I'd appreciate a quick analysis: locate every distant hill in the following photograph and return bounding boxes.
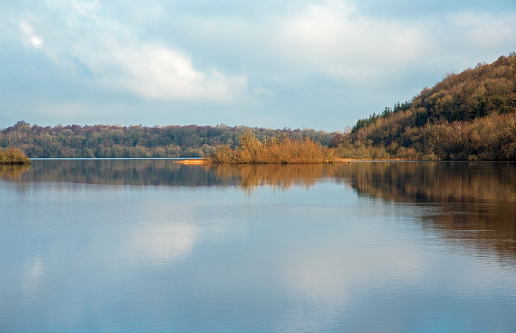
[331,53,516,160]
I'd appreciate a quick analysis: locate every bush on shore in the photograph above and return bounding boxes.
[0,148,32,164]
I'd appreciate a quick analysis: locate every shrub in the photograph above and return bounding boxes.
[0,148,32,164]
[210,132,336,164]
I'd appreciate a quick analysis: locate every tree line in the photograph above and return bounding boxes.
[330,53,516,160]
[0,121,335,158]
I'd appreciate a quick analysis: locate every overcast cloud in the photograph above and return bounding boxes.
[1,0,515,131]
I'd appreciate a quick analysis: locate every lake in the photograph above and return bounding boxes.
[1,160,516,332]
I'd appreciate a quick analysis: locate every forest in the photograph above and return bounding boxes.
[330,53,516,160]
[0,122,334,158]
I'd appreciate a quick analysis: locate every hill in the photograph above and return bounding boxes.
[331,53,516,160]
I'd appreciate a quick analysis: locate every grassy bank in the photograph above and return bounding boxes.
[210,132,336,164]
[0,148,32,165]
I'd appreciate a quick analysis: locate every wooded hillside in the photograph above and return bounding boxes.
[331,53,516,160]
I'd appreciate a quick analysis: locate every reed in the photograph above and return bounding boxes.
[210,132,336,164]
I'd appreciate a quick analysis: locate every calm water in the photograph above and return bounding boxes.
[1,160,516,332]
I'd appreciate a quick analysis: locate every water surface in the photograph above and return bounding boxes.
[1,160,515,332]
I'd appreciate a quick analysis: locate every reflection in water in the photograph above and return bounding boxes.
[0,164,31,180]
[332,162,516,263]
[3,160,514,263]
[2,160,516,332]
[1,159,237,187]
[334,162,516,203]
[213,164,332,191]
[1,159,337,189]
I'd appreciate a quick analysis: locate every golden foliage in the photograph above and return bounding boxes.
[210,131,336,164]
[333,53,516,161]
[0,148,31,164]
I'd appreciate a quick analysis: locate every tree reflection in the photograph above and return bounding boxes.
[3,159,515,262]
[211,164,332,191]
[1,159,238,187]
[0,164,31,180]
[1,160,335,189]
[333,162,516,262]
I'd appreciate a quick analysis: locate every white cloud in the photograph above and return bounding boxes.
[19,21,44,48]
[107,42,246,101]
[16,0,515,97]
[23,0,246,101]
[272,0,427,82]
[446,12,516,52]
[176,0,431,84]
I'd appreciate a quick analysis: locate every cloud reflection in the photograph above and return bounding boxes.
[131,225,196,265]
[22,254,45,301]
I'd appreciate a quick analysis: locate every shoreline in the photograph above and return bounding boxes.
[188,157,423,164]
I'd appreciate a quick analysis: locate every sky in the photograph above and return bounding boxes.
[1,0,516,131]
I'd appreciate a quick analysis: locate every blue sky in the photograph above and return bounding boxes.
[1,0,515,131]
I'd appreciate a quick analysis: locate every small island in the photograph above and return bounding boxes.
[209,131,336,164]
[0,148,32,165]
